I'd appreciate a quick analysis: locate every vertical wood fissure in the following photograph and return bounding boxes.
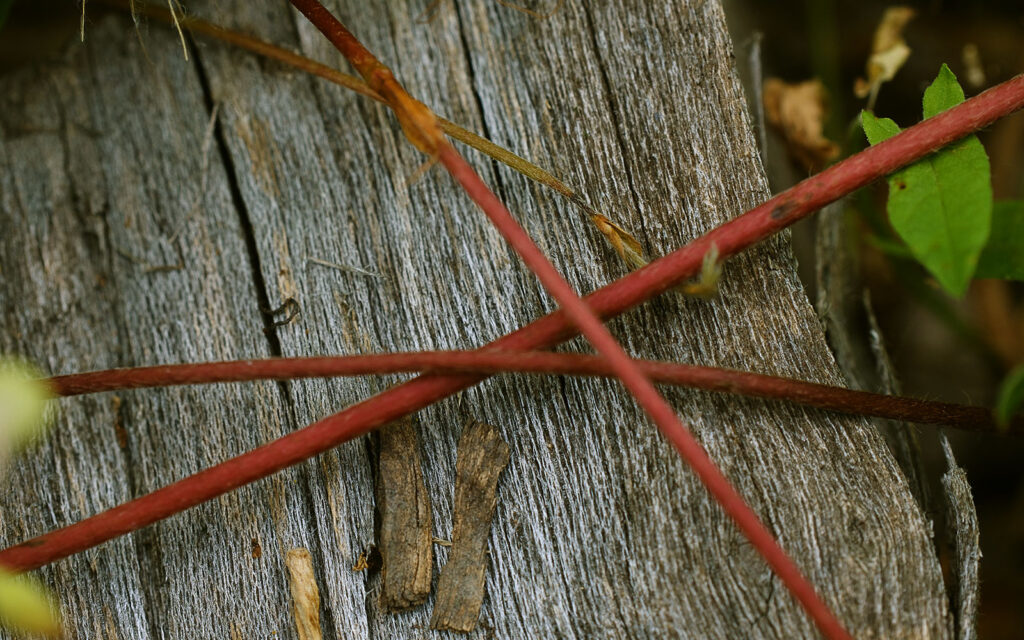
[190,45,287,360]
[189,35,352,639]
[451,2,512,209]
[577,3,652,244]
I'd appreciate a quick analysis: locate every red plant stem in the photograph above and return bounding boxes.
[3,37,1022,636]
[289,2,849,637]
[99,0,581,201]
[47,351,1015,434]
[437,155,852,639]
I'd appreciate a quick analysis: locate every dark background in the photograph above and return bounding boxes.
[723,1,1024,637]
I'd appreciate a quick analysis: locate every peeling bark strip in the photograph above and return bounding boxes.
[376,418,433,610]
[431,421,510,633]
[284,548,322,640]
[940,436,981,640]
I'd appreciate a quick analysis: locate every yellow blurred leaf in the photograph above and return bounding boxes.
[854,6,916,106]
[763,78,840,172]
[0,568,62,637]
[590,214,648,270]
[0,358,54,455]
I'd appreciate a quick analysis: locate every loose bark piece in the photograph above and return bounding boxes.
[376,419,433,610]
[939,435,981,640]
[284,548,323,640]
[815,209,931,511]
[863,292,932,513]
[430,421,509,633]
[815,204,879,393]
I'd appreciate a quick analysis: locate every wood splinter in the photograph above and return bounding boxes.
[377,418,433,610]
[284,548,323,640]
[430,421,510,633]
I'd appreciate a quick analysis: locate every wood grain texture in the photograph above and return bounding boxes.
[0,1,954,637]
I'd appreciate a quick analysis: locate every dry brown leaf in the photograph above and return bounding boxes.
[854,7,916,106]
[351,549,370,572]
[962,44,986,89]
[590,214,648,269]
[763,78,840,172]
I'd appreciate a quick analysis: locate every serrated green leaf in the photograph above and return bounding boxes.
[976,200,1024,280]
[923,64,966,118]
[996,364,1024,429]
[0,568,62,636]
[861,111,901,145]
[859,65,992,297]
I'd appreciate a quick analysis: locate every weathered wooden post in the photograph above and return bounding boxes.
[0,1,956,637]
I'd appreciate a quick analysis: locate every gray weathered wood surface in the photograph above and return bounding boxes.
[1,1,955,637]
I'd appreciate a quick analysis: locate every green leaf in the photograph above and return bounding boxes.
[0,568,61,636]
[859,65,992,297]
[860,111,901,145]
[922,64,967,118]
[976,200,1024,280]
[996,364,1024,429]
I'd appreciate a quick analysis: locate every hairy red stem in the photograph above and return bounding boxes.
[47,351,1014,434]
[4,30,1022,637]
[436,156,852,639]
[290,2,849,636]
